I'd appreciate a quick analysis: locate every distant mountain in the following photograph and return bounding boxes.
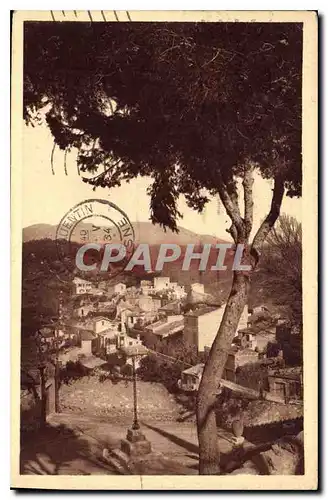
[23,221,228,246]
[132,222,227,245]
[23,224,57,242]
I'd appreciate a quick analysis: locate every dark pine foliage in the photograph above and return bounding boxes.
[24,22,302,232]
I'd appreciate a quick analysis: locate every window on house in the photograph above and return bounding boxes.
[289,381,299,398]
[274,381,286,398]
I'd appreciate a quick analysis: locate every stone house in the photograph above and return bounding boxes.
[85,316,113,334]
[119,341,148,369]
[98,280,109,291]
[184,305,248,353]
[138,295,161,313]
[233,330,257,350]
[169,282,186,299]
[72,277,92,295]
[87,317,120,353]
[178,363,205,392]
[236,322,277,353]
[120,306,146,330]
[223,346,259,382]
[96,326,120,353]
[114,282,127,295]
[67,316,120,355]
[153,276,171,291]
[140,280,153,295]
[38,327,67,350]
[158,300,182,317]
[116,297,137,315]
[119,299,160,330]
[104,332,147,369]
[117,331,143,350]
[267,366,303,403]
[143,315,184,348]
[80,330,96,355]
[74,303,95,318]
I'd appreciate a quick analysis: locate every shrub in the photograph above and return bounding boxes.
[120,364,133,378]
[60,360,88,384]
[137,354,181,392]
[266,341,282,358]
[236,362,269,391]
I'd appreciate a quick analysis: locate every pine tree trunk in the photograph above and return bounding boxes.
[196,271,249,474]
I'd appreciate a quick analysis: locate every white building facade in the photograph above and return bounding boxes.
[184,305,249,353]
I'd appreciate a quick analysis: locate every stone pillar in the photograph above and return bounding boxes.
[120,428,152,457]
[46,378,56,414]
[39,365,47,428]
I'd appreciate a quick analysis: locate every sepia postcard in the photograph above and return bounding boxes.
[11,10,318,490]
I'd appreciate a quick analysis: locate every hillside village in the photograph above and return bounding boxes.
[27,272,303,410]
[20,269,304,475]
[15,15,312,482]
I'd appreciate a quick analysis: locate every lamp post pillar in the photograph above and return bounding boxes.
[132,356,140,430]
[103,345,152,466]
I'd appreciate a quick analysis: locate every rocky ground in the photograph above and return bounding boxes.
[20,411,304,476]
[20,375,304,476]
[59,377,183,423]
[20,412,204,475]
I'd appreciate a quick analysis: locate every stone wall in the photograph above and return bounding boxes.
[20,389,41,432]
[228,431,304,475]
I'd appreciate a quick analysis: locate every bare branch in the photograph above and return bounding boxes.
[50,143,56,175]
[243,164,254,238]
[251,176,285,262]
[226,224,238,244]
[82,158,121,183]
[202,48,221,67]
[217,171,244,240]
[64,149,68,176]
[159,45,183,60]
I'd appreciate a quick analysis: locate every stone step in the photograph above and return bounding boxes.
[102,448,129,475]
[111,448,132,472]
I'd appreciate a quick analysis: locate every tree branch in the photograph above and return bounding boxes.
[251,176,285,263]
[50,143,56,175]
[217,171,244,239]
[243,164,254,238]
[202,48,221,67]
[226,224,238,244]
[82,158,121,183]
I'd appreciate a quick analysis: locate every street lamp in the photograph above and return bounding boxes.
[131,355,140,431]
[119,344,148,431]
[118,343,152,459]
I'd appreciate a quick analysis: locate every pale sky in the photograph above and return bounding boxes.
[22,122,302,240]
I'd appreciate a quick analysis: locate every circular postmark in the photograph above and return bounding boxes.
[56,199,135,278]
